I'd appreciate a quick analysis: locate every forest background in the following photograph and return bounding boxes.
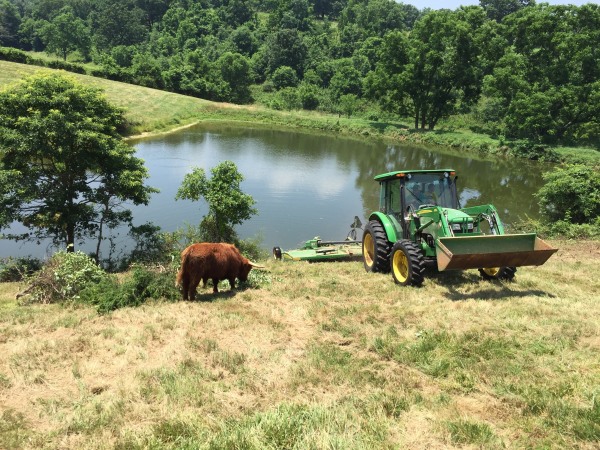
[0,0,599,151]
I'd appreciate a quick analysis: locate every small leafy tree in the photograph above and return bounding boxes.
[40,6,91,61]
[338,93,360,118]
[0,72,157,254]
[271,65,298,90]
[175,161,257,242]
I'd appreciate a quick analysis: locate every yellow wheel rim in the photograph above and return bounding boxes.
[363,233,374,268]
[482,267,500,277]
[393,250,409,284]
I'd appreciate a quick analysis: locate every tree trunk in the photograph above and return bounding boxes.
[95,205,107,263]
[66,224,75,252]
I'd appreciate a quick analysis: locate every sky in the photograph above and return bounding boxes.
[402,1,596,9]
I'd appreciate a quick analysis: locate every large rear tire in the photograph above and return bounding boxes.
[362,220,391,273]
[479,266,516,281]
[391,240,424,286]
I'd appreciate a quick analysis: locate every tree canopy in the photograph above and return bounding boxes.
[0,72,157,253]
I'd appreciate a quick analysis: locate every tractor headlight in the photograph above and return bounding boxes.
[468,222,474,230]
[452,224,462,231]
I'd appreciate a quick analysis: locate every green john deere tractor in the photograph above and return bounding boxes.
[362,169,557,286]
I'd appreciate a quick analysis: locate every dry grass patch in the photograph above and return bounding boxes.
[1,240,599,448]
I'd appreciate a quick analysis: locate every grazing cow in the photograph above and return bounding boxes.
[176,242,257,299]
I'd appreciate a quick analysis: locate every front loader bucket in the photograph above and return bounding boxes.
[436,234,557,271]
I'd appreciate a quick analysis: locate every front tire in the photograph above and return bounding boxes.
[479,266,516,281]
[391,240,424,286]
[362,220,391,273]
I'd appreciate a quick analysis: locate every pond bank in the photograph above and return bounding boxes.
[1,60,596,165]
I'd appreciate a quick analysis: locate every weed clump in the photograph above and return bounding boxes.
[79,265,180,314]
[18,251,108,304]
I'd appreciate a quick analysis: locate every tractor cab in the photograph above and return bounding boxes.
[376,169,463,240]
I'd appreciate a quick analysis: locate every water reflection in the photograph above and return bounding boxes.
[1,123,549,258]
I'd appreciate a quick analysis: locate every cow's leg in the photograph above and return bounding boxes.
[189,274,201,300]
[182,279,189,301]
[212,278,219,293]
[202,277,208,288]
[180,273,190,300]
[190,284,197,300]
[229,277,236,290]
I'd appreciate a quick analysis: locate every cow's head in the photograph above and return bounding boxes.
[239,260,253,282]
[239,259,265,282]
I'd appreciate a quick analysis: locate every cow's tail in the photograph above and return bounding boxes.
[176,248,190,287]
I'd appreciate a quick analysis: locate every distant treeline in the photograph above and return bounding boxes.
[0,0,599,145]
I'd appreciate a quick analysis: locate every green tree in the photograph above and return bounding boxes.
[41,6,91,60]
[228,25,258,56]
[338,93,359,117]
[369,8,485,130]
[175,161,257,242]
[329,59,362,99]
[298,82,320,109]
[269,0,313,31]
[263,29,308,78]
[494,4,600,142]
[0,72,157,253]
[479,0,535,22]
[0,0,21,48]
[91,0,148,50]
[216,52,252,104]
[271,65,299,90]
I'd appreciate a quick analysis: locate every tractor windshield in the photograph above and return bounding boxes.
[405,173,458,210]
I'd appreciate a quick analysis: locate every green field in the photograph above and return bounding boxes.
[1,240,599,449]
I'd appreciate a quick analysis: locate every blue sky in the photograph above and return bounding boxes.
[402,1,596,8]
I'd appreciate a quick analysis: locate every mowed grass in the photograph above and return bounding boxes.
[1,240,599,449]
[0,60,241,136]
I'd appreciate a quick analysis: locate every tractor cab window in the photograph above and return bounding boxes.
[386,179,403,215]
[405,173,457,209]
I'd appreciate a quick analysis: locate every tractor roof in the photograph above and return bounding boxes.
[374,169,456,182]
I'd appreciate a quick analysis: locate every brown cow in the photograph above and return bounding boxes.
[176,242,256,299]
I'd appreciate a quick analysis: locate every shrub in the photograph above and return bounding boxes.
[536,165,600,224]
[46,60,86,74]
[270,66,298,90]
[298,83,320,110]
[80,265,180,314]
[510,217,600,239]
[0,47,32,64]
[273,87,301,110]
[20,251,108,304]
[509,140,560,162]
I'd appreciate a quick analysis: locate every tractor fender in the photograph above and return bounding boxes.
[368,212,399,243]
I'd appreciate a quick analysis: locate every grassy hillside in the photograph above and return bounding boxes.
[2,60,598,165]
[1,240,599,449]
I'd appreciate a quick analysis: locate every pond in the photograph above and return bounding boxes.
[1,123,547,259]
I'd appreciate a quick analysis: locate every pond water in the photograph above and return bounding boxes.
[1,123,546,259]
